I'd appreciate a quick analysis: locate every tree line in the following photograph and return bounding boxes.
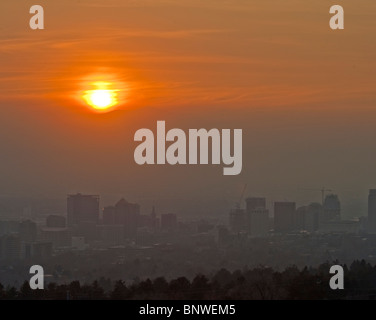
[1,260,376,300]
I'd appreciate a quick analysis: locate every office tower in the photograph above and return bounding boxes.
[246,197,266,212]
[323,194,341,222]
[274,202,296,233]
[102,205,116,225]
[229,208,246,233]
[245,197,268,237]
[161,213,177,231]
[249,208,269,237]
[67,193,99,227]
[368,189,376,233]
[305,203,321,232]
[115,198,140,239]
[295,206,306,230]
[0,234,21,261]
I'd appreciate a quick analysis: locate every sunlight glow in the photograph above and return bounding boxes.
[82,80,121,112]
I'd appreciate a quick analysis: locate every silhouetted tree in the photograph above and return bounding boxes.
[4,286,18,300]
[19,281,34,300]
[153,277,169,299]
[111,280,129,300]
[2,260,376,300]
[82,280,106,300]
[190,274,211,299]
[212,268,232,287]
[0,283,5,299]
[169,277,191,299]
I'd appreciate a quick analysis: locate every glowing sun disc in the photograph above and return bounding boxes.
[85,89,117,109]
[82,81,120,111]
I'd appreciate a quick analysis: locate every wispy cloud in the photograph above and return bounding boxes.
[0,28,229,53]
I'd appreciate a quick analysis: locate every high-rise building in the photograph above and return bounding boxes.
[295,206,306,230]
[274,202,296,233]
[67,193,99,227]
[295,204,320,232]
[323,194,341,222]
[102,206,116,225]
[245,197,268,237]
[305,203,321,232]
[0,234,21,261]
[229,208,246,233]
[114,198,140,238]
[368,189,376,233]
[249,208,269,237]
[246,197,266,212]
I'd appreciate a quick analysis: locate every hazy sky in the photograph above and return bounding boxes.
[0,0,375,217]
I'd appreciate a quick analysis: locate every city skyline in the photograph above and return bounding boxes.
[1,188,375,287]
[0,185,374,220]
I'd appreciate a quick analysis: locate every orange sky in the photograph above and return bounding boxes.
[2,0,375,108]
[0,1,375,217]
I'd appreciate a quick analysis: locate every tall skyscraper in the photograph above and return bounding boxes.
[102,205,116,225]
[114,198,140,238]
[274,202,296,233]
[368,189,376,233]
[0,235,20,261]
[249,208,269,237]
[323,194,341,222]
[229,208,246,233]
[67,193,99,227]
[245,197,268,237]
[305,203,321,232]
[295,206,306,230]
[245,197,266,212]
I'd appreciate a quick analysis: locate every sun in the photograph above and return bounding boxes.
[86,89,116,109]
[82,81,120,112]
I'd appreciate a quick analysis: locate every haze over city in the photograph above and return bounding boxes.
[1,1,376,303]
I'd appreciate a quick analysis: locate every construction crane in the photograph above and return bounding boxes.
[235,184,247,209]
[300,187,332,205]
